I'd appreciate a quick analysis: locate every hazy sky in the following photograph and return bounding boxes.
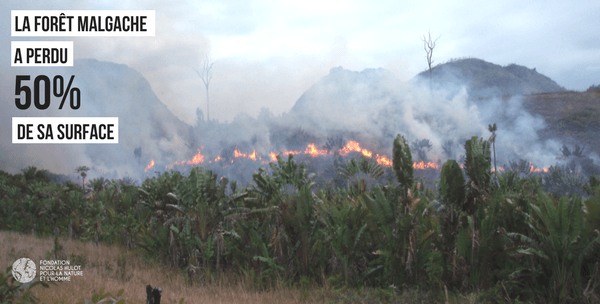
[2,0,599,123]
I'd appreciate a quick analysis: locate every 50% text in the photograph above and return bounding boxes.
[15,75,81,110]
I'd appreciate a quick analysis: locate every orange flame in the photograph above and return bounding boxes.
[152,140,553,174]
[166,149,205,169]
[529,163,549,173]
[339,140,364,156]
[305,143,328,156]
[145,159,155,172]
[234,149,259,161]
[413,161,440,170]
[376,155,392,167]
[188,149,205,165]
[234,149,244,158]
[233,148,246,158]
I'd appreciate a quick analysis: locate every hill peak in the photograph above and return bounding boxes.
[324,66,391,84]
[414,58,566,97]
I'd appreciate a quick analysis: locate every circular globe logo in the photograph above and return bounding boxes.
[12,258,36,283]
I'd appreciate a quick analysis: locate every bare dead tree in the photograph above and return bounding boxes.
[421,31,440,92]
[194,55,214,122]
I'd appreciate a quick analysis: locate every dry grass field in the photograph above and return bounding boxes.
[0,231,337,304]
[522,90,600,153]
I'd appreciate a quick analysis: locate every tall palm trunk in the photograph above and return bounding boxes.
[493,142,496,173]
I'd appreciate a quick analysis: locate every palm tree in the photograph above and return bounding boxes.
[75,166,90,194]
[488,123,497,173]
[393,134,413,204]
[508,195,600,302]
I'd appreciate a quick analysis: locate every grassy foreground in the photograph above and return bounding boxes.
[1,230,448,304]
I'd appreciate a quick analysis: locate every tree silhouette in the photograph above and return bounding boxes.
[411,139,433,162]
[75,166,90,194]
[194,55,214,122]
[421,31,440,92]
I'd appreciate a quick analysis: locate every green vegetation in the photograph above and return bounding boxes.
[1,134,600,303]
[0,265,51,304]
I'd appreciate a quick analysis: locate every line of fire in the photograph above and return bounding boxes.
[144,140,548,174]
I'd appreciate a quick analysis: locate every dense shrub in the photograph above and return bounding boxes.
[1,134,599,303]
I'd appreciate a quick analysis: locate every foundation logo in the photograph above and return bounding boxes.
[39,259,84,281]
[12,258,36,283]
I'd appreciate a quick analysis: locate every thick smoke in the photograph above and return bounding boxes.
[0,61,588,185]
[281,66,563,168]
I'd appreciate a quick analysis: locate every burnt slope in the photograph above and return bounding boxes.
[522,90,600,156]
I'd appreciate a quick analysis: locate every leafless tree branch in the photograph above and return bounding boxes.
[421,31,440,92]
[421,31,441,70]
[194,55,215,121]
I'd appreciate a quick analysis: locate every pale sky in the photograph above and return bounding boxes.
[2,0,599,123]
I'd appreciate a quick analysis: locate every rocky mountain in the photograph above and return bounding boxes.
[291,59,569,122]
[3,57,596,180]
[287,66,403,139]
[287,61,600,167]
[64,59,193,169]
[414,58,566,97]
[0,59,193,178]
[290,66,395,116]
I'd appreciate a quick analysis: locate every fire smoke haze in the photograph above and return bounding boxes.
[1,0,599,178]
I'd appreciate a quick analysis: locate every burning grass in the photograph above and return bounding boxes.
[148,140,526,175]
